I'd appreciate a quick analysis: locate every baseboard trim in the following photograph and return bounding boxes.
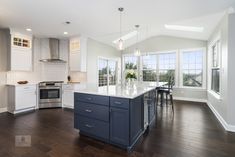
[207,102,235,132]
[174,97,207,103]
[0,107,7,113]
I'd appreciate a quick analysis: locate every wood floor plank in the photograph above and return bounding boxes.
[0,101,235,157]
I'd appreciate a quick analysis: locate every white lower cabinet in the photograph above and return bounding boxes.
[62,84,75,109]
[62,83,85,109]
[62,89,74,108]
[8,84,37,114]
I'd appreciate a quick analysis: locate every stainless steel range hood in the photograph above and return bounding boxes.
[40,38,66,63]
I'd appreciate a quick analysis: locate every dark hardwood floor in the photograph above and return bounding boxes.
[1,101,235,157]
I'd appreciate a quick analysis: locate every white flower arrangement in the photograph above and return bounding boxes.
[125,69,137,80]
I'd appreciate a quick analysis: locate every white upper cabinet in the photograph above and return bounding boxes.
[69,37,87,72]
[10,32,32,71]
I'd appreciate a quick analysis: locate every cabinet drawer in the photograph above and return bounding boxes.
[63,84,74,90]
[16,85,36,92]
[74,101,109,122]
[76,116,109,140]
[110,97,129,109]
[75,93,109,106]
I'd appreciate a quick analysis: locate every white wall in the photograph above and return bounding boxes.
[207,14,229,123]
[124,35,208,101]
[0,29,9,110]
[227,13,235,125]
[207,12,235,130]
[124,35,207,54]
[86,38,121,85]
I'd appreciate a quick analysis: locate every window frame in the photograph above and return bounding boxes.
[179,48,207,89]
[122,54,140,81]
[122,47,207,89]
[139,50,178,86]
[158,52,177,84]
[208,34,221,98]
[97,56,119,87]
[140,53,158,82]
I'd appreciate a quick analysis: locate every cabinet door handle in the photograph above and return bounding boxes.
[86,97,92,101]
[114,101,122,105]
[85,109,92,113]
[85,124,94,128]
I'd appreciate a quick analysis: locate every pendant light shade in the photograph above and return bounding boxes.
[118,7,124,50]
[118,39,123,50]
[135,48,141,56]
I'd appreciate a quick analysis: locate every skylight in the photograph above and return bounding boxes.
[165,24,204,32]
[113,31,138,44]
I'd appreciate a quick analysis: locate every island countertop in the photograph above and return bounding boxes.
[74,82,166,99]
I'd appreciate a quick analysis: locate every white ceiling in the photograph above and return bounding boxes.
[0,0,234,49]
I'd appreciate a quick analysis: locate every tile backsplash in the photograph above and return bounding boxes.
[68,72,87,83]
[6,71,40,84]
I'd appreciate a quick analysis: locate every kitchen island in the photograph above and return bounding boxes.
[74,82,165,151]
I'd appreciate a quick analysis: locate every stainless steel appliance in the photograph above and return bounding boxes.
[39,81,63,108]
[39,38,67,63]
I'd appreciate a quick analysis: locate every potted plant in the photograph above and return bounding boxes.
[125,69,137,85]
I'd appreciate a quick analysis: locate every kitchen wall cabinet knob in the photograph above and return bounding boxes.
[86,97,92,100]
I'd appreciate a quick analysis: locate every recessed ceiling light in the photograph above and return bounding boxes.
[65,21,71,25]
[165,24,204,32]
[113,31,138,44]
[26,28,32,32]
[63,32,68,35]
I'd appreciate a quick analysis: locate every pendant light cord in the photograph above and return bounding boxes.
[135,25,140,53]
[118,8,124,40]
[120,10,122,39]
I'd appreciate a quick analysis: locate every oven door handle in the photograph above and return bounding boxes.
[39,87,61,90]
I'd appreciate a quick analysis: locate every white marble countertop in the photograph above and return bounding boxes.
[74,82,166,99]
[6,83,38,86]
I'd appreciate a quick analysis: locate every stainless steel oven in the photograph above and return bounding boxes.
[39,81,63,108]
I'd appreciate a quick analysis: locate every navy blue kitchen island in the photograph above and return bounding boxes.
[74,83,164,151]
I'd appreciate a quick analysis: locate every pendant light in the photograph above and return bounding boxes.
[118,7,124,50]
[134,25,141,56]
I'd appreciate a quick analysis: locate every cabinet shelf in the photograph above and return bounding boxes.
[13,37,31,48]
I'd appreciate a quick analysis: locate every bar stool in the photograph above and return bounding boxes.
[156,77,174,112]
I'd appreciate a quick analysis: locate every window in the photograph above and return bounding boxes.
[140,52,176,83]
[181,49,204,87]
[98,58,117,87]
[211,41,220,94]
[108,60,117,85]
[124,56,138,70]
[142,54,157,81]
[122,48,206,88]
[123,55,138,80]
[159,53,176,82]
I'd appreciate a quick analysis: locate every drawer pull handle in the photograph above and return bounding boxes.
[86,97,92,101]
[114,101,122,105]
[85,109,92,113]
[85,124,93,128]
